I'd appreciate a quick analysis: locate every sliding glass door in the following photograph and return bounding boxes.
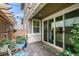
[43,9,79,50]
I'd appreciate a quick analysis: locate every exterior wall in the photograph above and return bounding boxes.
[27,19,42,43]
[24,19,41,43]
[22,3,46,43]
[25,19,32,34]
[28,33,41,43]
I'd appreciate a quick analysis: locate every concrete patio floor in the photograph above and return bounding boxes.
[25,41,59,56]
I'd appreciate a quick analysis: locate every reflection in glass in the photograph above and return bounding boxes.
[56,15,63,48]
[48,19,54,44]
[33,21,40,33]
[44,21,47,42]
[65,26,74,51]
[33,27,39,33]
[64,9,79,52]
[56,27,63,47]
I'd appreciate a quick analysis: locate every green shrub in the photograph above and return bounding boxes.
[58,23,79,56]
[70,23,79,55]
[16,36,28,44]
[58,49,74,56]
[0,38,12,47]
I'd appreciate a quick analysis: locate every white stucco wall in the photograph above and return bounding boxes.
[28,33,41,43]
[26,19,42,43]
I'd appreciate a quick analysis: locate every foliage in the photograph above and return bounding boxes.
[58,48,73,56]
[58,23,79,56]
[0,38,12,47]
[70,23,79,55]
[16,36,28,44]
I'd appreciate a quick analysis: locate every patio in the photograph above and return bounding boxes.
[25,41,58,56]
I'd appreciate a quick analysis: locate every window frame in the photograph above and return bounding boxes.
[32,19,41,33]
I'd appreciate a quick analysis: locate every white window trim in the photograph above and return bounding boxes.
[54,18,56,45]
[62,15,65,49]
[32,19,41,34]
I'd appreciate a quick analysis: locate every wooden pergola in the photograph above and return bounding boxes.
[0,3,15,42]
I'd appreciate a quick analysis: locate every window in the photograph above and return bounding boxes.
[56,27,63,47]
[48,19,54,44]
[55,15,63,48]
[33,20,40,33]
[56,15,63,21]
[65,9,79,19]
[64,9,79,52]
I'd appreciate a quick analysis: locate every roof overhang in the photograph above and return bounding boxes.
[33,3,74,19]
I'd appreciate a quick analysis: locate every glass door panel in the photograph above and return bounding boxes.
[48,19,54,44]
[64,9,79,52]
[56,16,63,48]
[56,27,63,47]
[44,21,48,42]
